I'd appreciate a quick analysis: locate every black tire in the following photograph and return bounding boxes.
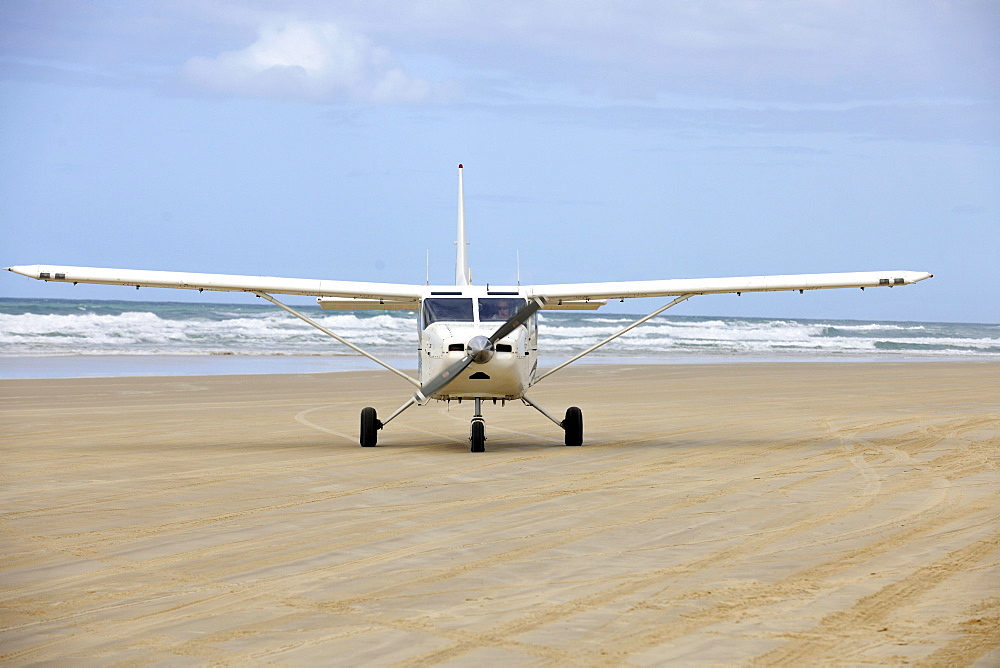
[564,406,583,446]
[360,407,379,447]
[470,420,486,453]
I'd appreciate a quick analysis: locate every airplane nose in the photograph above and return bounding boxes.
[466,335,495,364]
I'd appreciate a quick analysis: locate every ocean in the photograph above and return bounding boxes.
[1,297,997,379]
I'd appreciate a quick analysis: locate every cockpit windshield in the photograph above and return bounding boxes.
[423,298,474,325]
[479,297,525,322]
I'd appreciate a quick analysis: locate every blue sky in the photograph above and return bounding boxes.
[1,1,997,323]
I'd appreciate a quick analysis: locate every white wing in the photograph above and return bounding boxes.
[7,265,933,305]
[5,265,425,303]
[529,270,933,303]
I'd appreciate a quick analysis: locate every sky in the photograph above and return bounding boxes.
[1,1,997,323]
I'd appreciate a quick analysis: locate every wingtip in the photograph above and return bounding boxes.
[6,265,40,278]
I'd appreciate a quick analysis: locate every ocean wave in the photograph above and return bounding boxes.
[818,322,928,332]
[0,309,419,356]
[1,299,996,361]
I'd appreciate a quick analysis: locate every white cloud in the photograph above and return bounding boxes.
[5,1,994,108]
[179,20,435,103]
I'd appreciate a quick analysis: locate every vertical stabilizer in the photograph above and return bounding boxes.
[455,164,470,285]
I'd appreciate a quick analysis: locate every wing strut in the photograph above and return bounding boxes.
[531,293,695,385]
[254,292,420,388]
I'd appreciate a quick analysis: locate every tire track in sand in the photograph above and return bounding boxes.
[399,423,994,664]
[753,530,1000,666]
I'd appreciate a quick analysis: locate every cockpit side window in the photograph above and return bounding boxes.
[479,297,526,322]
[423,298,474,325]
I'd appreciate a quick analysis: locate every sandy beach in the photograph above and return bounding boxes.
[1,362,998,665]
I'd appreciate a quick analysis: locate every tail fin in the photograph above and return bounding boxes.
[455,164,470,285]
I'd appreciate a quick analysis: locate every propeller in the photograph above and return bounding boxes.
[415,296,547,402]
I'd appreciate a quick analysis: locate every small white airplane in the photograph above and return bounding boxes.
[7,165,932,452]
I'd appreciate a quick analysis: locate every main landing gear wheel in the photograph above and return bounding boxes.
[360,407,381,447]
[563,406,583,446]
[470,420,486,453]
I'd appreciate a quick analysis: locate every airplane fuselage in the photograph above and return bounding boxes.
[417,288,537,400]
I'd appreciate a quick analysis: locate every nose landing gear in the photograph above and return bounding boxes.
[470,398,486,452]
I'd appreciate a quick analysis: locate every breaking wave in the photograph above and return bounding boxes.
[2,297,997,361]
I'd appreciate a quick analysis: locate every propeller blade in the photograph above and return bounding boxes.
[488,296,547,343]
[414,295,547,402]
[417,353,475,401]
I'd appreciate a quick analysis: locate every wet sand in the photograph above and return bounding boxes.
[2,363,998,665]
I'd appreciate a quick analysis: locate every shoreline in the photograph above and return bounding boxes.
[2,352,994,380]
